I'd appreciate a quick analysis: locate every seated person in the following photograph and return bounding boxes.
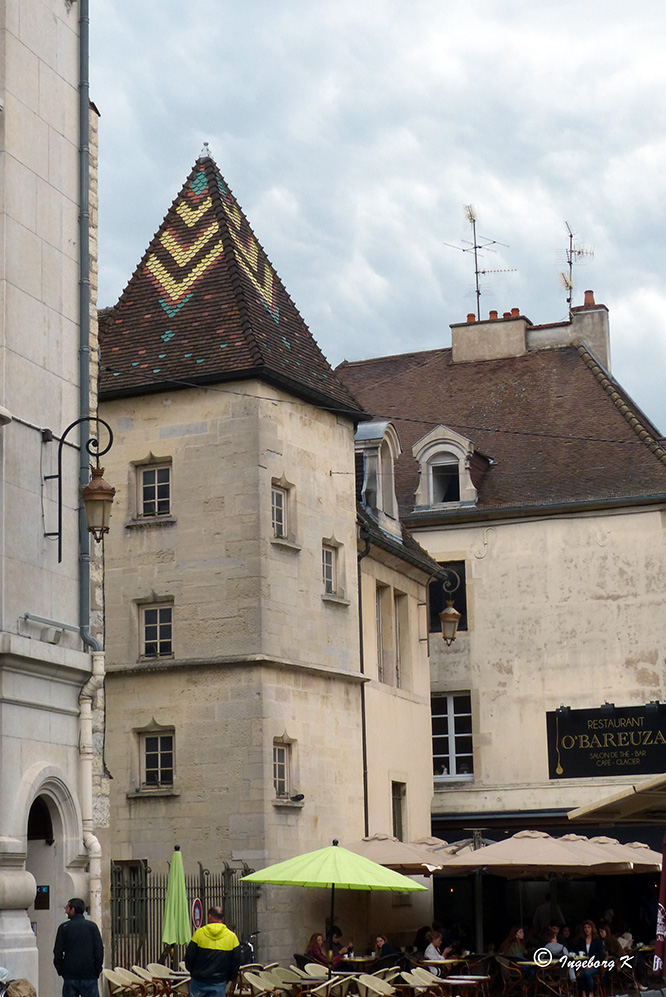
[306,933,329,967]
[424,930,453,974]
[571,919,604,997]
[327,925,353,965]
[544,926,568,958]
[499,925,527,958]
[375,935,399,959]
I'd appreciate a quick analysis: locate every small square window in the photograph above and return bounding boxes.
[273,743,290,798]
[141,732,174,788]
[139,465,171,518]
[141,605,173,659]
[322,544,336,594]
[271,486,287,538]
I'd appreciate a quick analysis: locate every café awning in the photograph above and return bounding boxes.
[568,772,666,825]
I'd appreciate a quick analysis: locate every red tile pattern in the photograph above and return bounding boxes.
[100,156,362,415]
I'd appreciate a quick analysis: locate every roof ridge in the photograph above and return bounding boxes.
[574,340,666,467]
[205,157,265,368]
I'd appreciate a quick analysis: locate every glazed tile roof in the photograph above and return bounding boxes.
[99,154,364,418]
[337,343,666,519]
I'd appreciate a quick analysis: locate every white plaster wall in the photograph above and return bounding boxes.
[418,506,666,816]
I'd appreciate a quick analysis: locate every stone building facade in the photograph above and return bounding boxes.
[0,1,107,993]
[337,297,666,846]
[98,153,438,962]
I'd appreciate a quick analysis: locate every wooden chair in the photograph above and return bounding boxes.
[243,971,279,997]
[495,958,528,997]
[103,968,146,997]
[357,974,395,997]
[131,967,170,995]
[289,968,311,980]
[304,965,329,979]
[114,969,151,989]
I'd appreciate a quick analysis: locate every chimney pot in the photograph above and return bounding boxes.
[511,307,520,318]
[489,310,498,320]
[584,289,595,307]
[503,311,511,319]
[467,313,476,323]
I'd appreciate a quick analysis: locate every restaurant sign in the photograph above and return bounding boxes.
[546,703,666,779]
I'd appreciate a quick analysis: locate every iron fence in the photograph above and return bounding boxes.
[111,860,257,968]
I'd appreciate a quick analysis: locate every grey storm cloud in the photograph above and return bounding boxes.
[92,0,666,432]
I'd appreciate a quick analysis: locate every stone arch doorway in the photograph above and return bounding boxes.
[25,794,72,997]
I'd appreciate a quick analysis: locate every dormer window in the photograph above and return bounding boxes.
[412,425,478,509]
[354,421,402,538]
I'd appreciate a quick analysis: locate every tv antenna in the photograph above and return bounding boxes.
[560,221,594,317]
[444,205,516,320]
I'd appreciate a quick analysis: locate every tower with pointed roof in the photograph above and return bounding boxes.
[99,151,440,959]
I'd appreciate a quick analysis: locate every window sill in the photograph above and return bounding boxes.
[127,789,181,799]
[138,654,175,663]
[322,593,350,607]
[126,516,177,529]
[270,537,302,552]
[272,798,304,809]
[434,775,474,786]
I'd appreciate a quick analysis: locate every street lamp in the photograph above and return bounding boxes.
[439,566,462,646]
[45,416,115,561]
[80,464,116,541]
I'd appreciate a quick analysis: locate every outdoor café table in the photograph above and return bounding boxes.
[419,960,465,977]
[438,975,491,997]
[341,957,377,972]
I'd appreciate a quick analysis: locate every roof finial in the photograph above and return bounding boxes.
[199,141,212,161]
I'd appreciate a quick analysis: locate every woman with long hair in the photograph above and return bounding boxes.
[572,919,604,997]
[306,932,328,966]
[499,926,527,958]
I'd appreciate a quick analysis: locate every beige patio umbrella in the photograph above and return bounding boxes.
[588,835,662,873]
[342,832,444,873]
[442,829,634,878]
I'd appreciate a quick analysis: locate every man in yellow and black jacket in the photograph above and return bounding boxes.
[185,907,242,997]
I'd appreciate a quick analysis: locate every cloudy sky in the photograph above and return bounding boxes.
[91,1,666,433]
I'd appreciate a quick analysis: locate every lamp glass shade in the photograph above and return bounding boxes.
[440,601,461,645]
[81,465,116,540]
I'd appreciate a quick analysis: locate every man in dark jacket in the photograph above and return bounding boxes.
[53,898,104,997]
[185,906,241,997]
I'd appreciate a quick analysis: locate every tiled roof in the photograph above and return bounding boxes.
[99,154,364,417]
[337,344,666,518]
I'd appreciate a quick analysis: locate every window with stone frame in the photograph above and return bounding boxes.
[273,742,291,798]
[141,604,173,659]
[138,463,172,518]
[431,692,474,780]
[140,730,175,788]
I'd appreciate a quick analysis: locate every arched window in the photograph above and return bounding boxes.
[412,425,477,509]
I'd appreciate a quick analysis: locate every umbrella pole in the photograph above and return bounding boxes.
[328,883,336,980]
[474,870,484,953]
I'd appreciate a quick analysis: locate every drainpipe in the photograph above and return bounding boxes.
[357,525,372,836]
[78,0,104,928]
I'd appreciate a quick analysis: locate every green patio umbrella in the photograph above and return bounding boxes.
[162,845,191,946]
[241,839,426,973]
